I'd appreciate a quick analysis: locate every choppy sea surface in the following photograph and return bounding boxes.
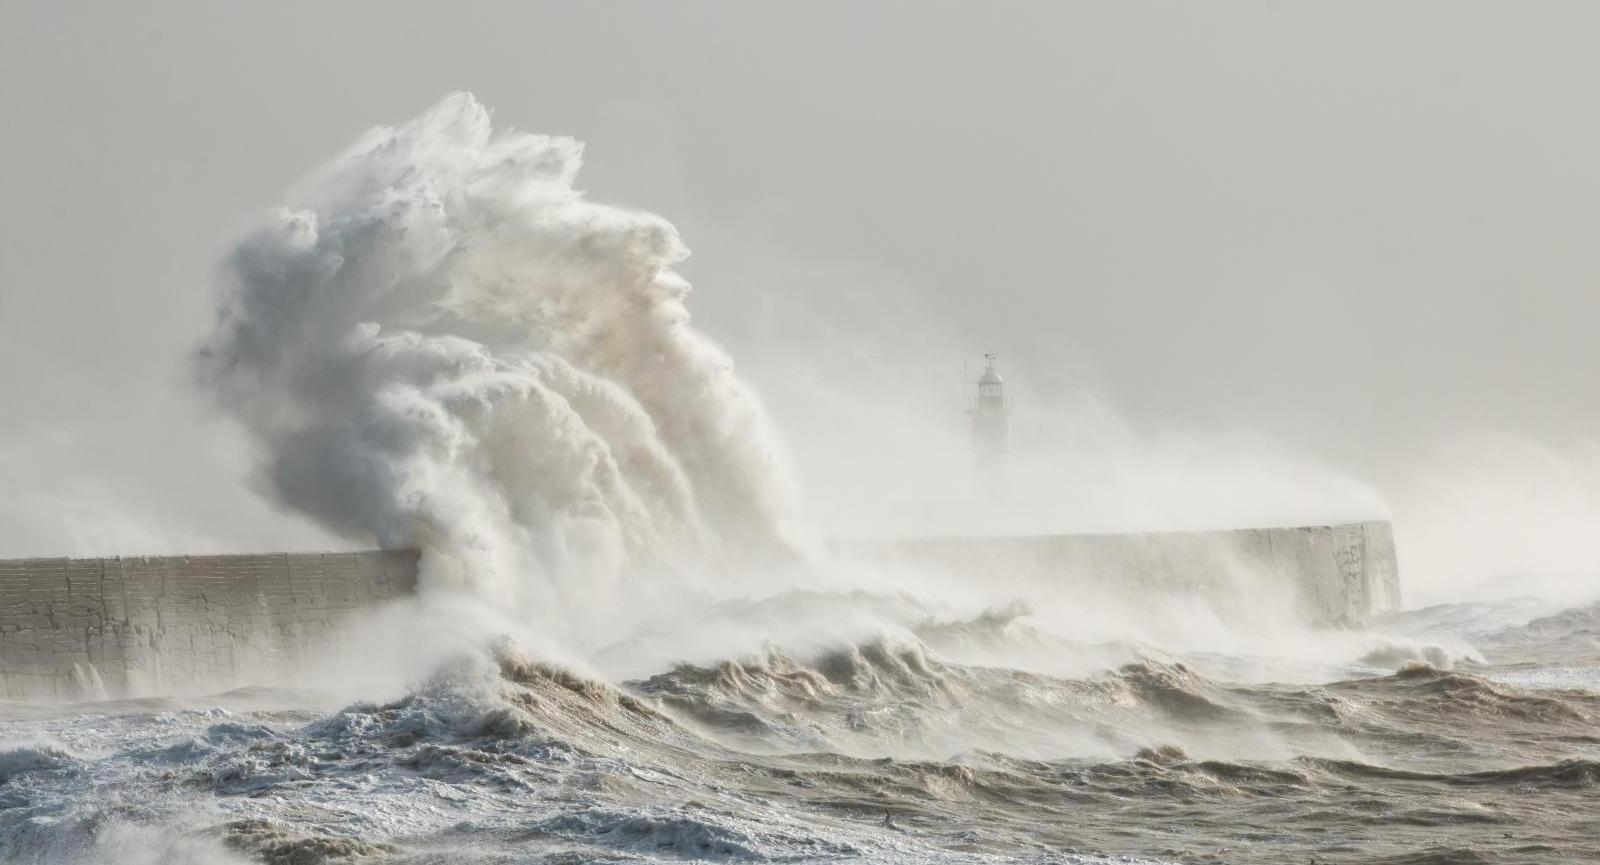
[3,595,1599,865]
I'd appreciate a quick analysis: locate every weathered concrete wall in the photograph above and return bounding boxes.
[0,522,1399,700]
[0,550,417,700]
[853,521,1400,627]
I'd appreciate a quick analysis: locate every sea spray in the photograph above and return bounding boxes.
[197,93,798,651]
[189,92,1433,709]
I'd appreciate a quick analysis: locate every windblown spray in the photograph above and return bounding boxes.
[197,93,796,646]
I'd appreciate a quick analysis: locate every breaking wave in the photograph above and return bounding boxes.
[11,628,1600,863]
[197,92,802,655]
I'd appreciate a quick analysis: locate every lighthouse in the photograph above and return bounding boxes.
[969,353,1011,458]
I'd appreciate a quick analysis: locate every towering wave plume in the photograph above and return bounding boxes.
[197,93,796,647]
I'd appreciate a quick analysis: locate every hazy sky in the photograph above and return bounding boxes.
[2,2,1598,596]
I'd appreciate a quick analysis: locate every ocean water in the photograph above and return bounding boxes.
[9,93,1598,864]
[2,595,1598,864]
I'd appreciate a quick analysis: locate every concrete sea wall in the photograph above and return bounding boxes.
[855,521,1401,627]
[0,521,1398,700]
[0,550,418,700]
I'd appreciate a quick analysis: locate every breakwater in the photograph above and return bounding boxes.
[0,550,418,700]
[0,522,1398,700]
[857,521,1400,626]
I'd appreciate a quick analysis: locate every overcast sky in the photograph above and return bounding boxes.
[2,2,1597,597]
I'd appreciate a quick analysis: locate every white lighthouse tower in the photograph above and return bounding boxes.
[969,353,1011,459]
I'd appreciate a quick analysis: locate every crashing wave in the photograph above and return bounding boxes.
[1357,640,1482,671]
[1482,600,1600,662]
[197,92,800,655]
[0,741,74,784]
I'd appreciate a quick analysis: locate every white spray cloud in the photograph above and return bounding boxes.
[197,93,799,650]
[192,92,1557,689]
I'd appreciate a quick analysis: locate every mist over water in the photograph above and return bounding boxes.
[7,94,1600,865]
